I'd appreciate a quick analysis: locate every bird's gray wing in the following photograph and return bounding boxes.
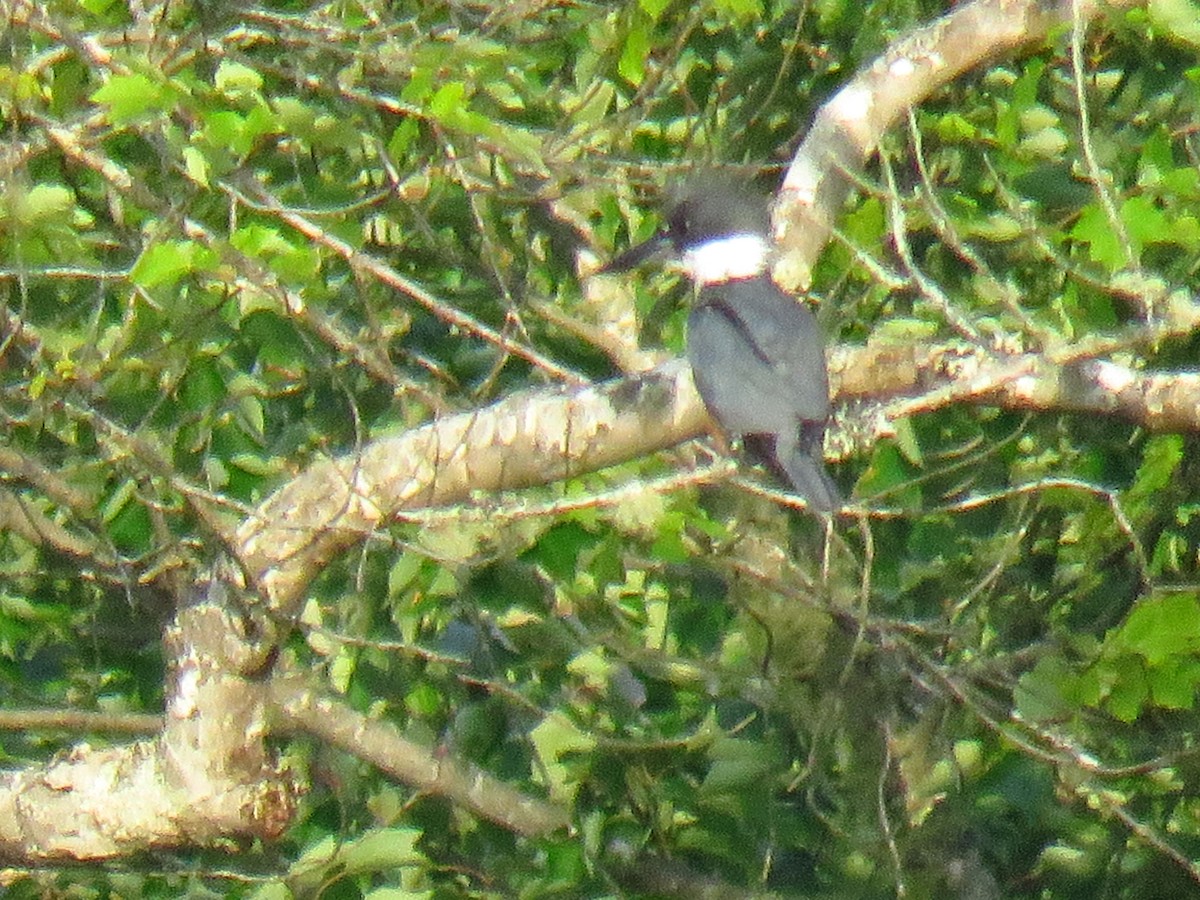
[687,285,829,432]
[715,281,829,422]
[687,302,808,438]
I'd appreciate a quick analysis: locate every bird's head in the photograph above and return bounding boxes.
[604,175,772,285]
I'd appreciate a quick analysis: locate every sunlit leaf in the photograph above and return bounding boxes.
[1071,205,1126,270]
[1112,593,1200,666]
[618,22,650,86]
[530,716,596,804]
[91,72,173,123]
[130,240,216,288]
[1149,0,1200,50]
[12,184,75,225]
[214,59,263,96]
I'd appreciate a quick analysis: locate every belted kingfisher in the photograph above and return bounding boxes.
[606,178,840,511]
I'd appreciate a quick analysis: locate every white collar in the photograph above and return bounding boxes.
[680,233,770,285]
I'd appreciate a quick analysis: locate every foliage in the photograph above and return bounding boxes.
[2,0,1200,897]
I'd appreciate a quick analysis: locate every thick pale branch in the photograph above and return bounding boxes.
[839,343,1200,453]
[12,334,1191,858]
[773,0,1142,289]
[0,593,293,860]
[236,362,705,610]
[996,360,1200,432]
[241,327,1200,615]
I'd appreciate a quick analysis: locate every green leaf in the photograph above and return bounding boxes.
[714,0,764,22]
[935,112,977,142]
[91,72,172,124]
[618,22,650,86]
[214,59,263,96]
[638,0,671,20]
[12,184,74,226]
[1121,195,1169,255]
[388,119,421,157]
[364,888,434,900]
[530,716,596,804]
[892,416,924,467]
[842,196,886,251]
[101,479,137,524]
[702,737,777,796]
[1149,656,1200,710]
[996,58,1045,149]
[541,840,587,886]
[401,66,435,105]
[291,828,426,884]
[203,110,246,149]
[1015,656,1080,722]
[202,104,279,155]
[477,119,545,166]
[404,681,442,718]
[1166,214,1200,250]
[813,0,846,30]
[229,452,284,477]
[483,79,524,111]
[388,553,425,599]
[1138,127,1176,183]
[1127,434,1183,504]
[1149,0,1200,50]
[179,355,225,410]
[966,212,1023,242]
[428,81,468,124]
[231,224,291,257]
[1070,205,1126,271]
[1018,126,1069,160]
[567,648,613,692]
[130,240,216,289]
[182,146,210,187]
[1105,656,1149,722]
[1056,280,1118,335]
[569,81,615,129]
[857,442,922,508]
[525,522,595,580]
[1112,593,1200,666]
[1012,58,1045,113]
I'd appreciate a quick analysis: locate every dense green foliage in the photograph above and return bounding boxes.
[3,0,1200,896]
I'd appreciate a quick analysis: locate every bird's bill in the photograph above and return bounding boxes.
[598,230,672,273]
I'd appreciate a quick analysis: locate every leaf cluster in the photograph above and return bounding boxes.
[3,0,1200,897]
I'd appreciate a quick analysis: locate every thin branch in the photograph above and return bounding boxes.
[1070,0,1135,275]
[880,153,985,343]
[0,709,161,736]
[0,490,110,564]
[225,182,588,386]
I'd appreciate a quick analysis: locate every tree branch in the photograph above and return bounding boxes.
[236,362,705,610]
[773,0,1142,289]
[268,667,571,837]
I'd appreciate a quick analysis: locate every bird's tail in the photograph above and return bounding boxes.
[746,430,841,512]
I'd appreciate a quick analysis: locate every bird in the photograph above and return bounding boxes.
[605,177,840,511]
